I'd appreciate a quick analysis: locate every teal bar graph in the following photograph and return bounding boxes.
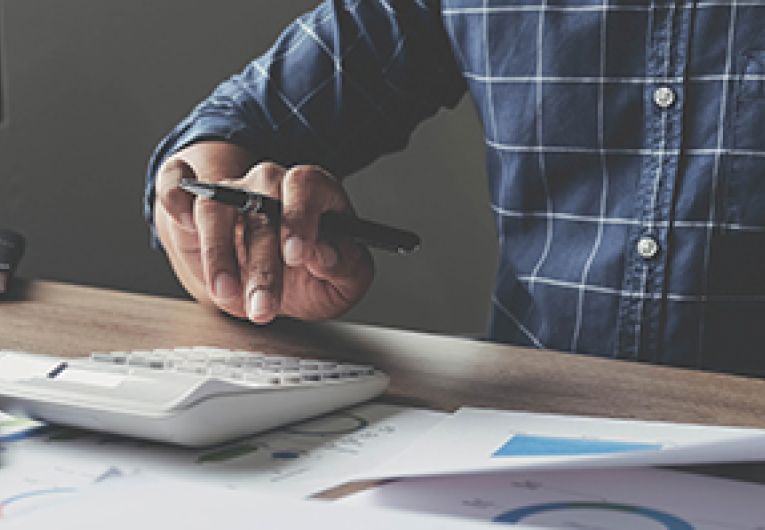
[493,434,662,457]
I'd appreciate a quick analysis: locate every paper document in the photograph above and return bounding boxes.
[2,477,508,530]
[342,467,765,529]
[352,407,765,480]
[0,403,445,509]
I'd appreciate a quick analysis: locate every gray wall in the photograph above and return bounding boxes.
[0,0,497,336]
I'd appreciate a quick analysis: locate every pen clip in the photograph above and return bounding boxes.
[239,195,264,215]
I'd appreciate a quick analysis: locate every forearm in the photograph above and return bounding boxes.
[145,0,465,246]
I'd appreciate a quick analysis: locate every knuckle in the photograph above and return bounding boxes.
[156,159,186,193]
[158,157,185,178]
[247,266,277,290]
[200,243,228,266]
[282,195,308,218]
[195,197,220,217]
[251,162,285,190]
[256,161,284,176]
[284,165,323,191]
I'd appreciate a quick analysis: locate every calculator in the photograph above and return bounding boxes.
[0,347,388,447]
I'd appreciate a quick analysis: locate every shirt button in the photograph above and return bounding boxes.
[636,236,660,259]
[653,86,676,109]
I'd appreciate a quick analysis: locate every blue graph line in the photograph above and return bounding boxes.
[1,487,76,511]
[494,501,695,530]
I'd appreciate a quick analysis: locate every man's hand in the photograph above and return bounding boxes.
[153,141,374,322]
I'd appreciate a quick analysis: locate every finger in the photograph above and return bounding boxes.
[241,213,283,324]
[155,158,196,232]
[195,188,243,316]
[0,272,8,294]
[280,166,349,268]
[305,238,373,302]
[234,163,286,324]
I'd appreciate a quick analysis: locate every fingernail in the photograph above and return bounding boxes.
[179,212,195,231]
[319,245,338,269]
[214,272,238,300]
[284,237,304,266]
[249,291,272,319]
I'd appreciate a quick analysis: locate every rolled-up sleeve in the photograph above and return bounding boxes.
[144,0,466,244]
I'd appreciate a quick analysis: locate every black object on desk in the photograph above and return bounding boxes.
[179,179,421,255]
[0,229,26,293]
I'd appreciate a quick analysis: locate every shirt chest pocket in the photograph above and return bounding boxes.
[725,50,765,225]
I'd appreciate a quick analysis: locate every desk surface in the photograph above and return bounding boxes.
[3,280,765,484]
[3,280,765,428]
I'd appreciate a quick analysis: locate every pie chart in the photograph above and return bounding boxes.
[493,501,695,529]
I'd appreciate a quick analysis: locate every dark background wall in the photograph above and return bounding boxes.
[0,0,497,336]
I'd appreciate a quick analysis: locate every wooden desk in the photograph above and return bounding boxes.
[2,280,765,483]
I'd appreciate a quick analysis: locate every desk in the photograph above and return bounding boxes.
[2,280,765,483]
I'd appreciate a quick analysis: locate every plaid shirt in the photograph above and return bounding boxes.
[147,0,765,375]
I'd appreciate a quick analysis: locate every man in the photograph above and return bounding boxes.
[146,1,765,376]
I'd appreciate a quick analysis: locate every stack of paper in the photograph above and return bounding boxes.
[339,408,765,528]
[3,405,765,528]
[350,408,765,480]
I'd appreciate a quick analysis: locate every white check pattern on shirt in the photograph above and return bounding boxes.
[148,0,765,374]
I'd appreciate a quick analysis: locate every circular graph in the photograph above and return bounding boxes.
[494,501,694,530]
[284,414,368,436]
[0,488,76,518]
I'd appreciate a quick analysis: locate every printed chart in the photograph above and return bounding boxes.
[492,435,662,458]
[0,403,445,520]
[356,407,765,480]
[494,501,694,529]
[342,467,765,530]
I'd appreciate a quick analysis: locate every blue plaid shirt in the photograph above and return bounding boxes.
[147,0,765,376]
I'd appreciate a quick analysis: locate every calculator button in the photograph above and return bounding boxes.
[127,355,153,367]
[90,352,128,364]
[245,371,281,385]
[280,373,303,384]
[320,369,341,380]
[239,358,265,368]
[337,365,360,377]
[346,365,374,376]
[264,356,299,367]
[147,358,169,370]
[175,361,209,375]
[299,360,320,370]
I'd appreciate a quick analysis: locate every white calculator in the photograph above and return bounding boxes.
[0,347,388,447]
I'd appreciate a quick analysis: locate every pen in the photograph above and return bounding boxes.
[178,179,421,255]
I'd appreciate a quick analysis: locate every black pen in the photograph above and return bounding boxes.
[179,179,421,255]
